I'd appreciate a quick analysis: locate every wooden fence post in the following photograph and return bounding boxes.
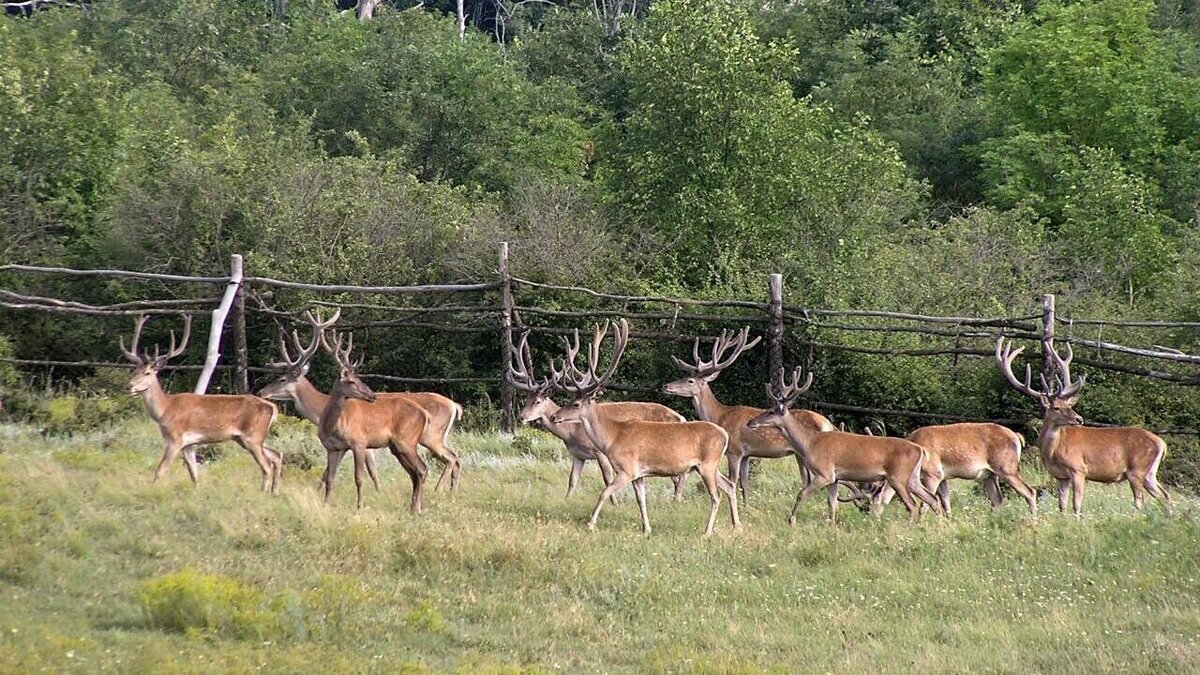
[1041,293,1056,385]
[234,270,249,394]
[194,254,243,394]
[499,242,516,432]
[768,274,784,391]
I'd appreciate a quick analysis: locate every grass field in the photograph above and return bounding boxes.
[1,417,1198,673]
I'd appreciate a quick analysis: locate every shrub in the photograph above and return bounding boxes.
[404,601,448,636]
[138,569,278,640]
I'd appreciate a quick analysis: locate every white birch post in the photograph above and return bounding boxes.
[194,254,243,394]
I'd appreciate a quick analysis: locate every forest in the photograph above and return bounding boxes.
[3,0,1200,469]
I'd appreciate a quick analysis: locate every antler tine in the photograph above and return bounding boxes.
[995,338,1047,400]
[780,365,814,406]
[305,306,342,331]
[711,326,761,372]
[587,320,610,376]
[119,314,150,364]
[672,326,761,376]
[159,314,192,363]
[1048,339,1085,398]
[508,330,550,392]
[589,319,629,393]
[669,337,705,374]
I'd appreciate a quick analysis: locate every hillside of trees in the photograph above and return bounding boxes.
[3,0,1200,470]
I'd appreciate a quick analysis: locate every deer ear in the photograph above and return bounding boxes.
[1062,393,1080,407]
[702,372,720,383]
[1038,394,1051,409]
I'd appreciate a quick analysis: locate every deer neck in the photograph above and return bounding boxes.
[1038,411,1068,455]
[691,383,729,424]
[533,400,573,440]
[775,413,817,458]
[138,377,172,424]
[319,388,353,439]
[576,407,615,454]
[292,376,331,425]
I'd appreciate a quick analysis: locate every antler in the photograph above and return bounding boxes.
[995,337,1086,401]
[119,314,151,364]
[671,326,762,378]
[508,330,554,393]
[270,307,341,372]
[322,328,365,373]
[119,314,191,366]
[764,366,813,413]
[550,319,630,397]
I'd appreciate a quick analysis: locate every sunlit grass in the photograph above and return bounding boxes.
[0,419,1197,672]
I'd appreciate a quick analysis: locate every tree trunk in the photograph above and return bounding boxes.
[356,0,384,20]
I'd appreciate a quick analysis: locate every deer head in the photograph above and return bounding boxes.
[120,313,192,394]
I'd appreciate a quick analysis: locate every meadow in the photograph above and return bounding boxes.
[0,416,1197,673]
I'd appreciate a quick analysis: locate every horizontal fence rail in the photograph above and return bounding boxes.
[2,246,1199,435]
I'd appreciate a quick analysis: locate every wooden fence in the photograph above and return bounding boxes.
[2,244,1199,435]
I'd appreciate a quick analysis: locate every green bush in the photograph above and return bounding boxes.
[34,394,140,436]
[139,569,278,640]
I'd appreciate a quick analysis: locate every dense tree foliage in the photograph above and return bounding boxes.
[3,0,1200,448]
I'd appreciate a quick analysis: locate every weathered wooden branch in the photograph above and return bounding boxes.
[513,305,769,323]
[511,276,770,310]
[244,276,498,294]
[792,306,1039,330]
[0,264,227,284]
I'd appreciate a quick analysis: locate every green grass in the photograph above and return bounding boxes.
[1,418,1198,673]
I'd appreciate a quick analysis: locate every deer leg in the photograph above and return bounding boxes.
[182,445,201,484]
[738,455,753,505]
[998,470,1037,517]
[263,445,283,494]
[236,437,276,493]
[588,473,633,531]
[594,451,620,506]
[697,467,724,539]
[153,439,185,483]
[390,442,427,514]
[907,474,943,518]
[715,472,742,531]
[363,449,381,493]
[1144,474,1172,515]
[789,475,833,526]
[935,479,951,517]
[726,449,745,503]
[886,477,921,523]
[1070,473,1085,518]
[671,473,687,502]
[351,446,369,508]
[1128,474,1147,512]
[424,439,459,493]
[567,457,585,497]
[632,477,651,536]
[1056,478,1070,513]
[982,472,1004,508]
[827,481,840,524]
[323,450,347,504]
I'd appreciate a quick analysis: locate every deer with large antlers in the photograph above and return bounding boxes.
[996,338,1171,516]
[874,422,1037,517]
[257,309,463,492]
[509,330,688,502]
[663,327,835,503]
[747,366,943,523]
[316,329,430,512]
[121,314,282,492]
[546,320,741,537]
